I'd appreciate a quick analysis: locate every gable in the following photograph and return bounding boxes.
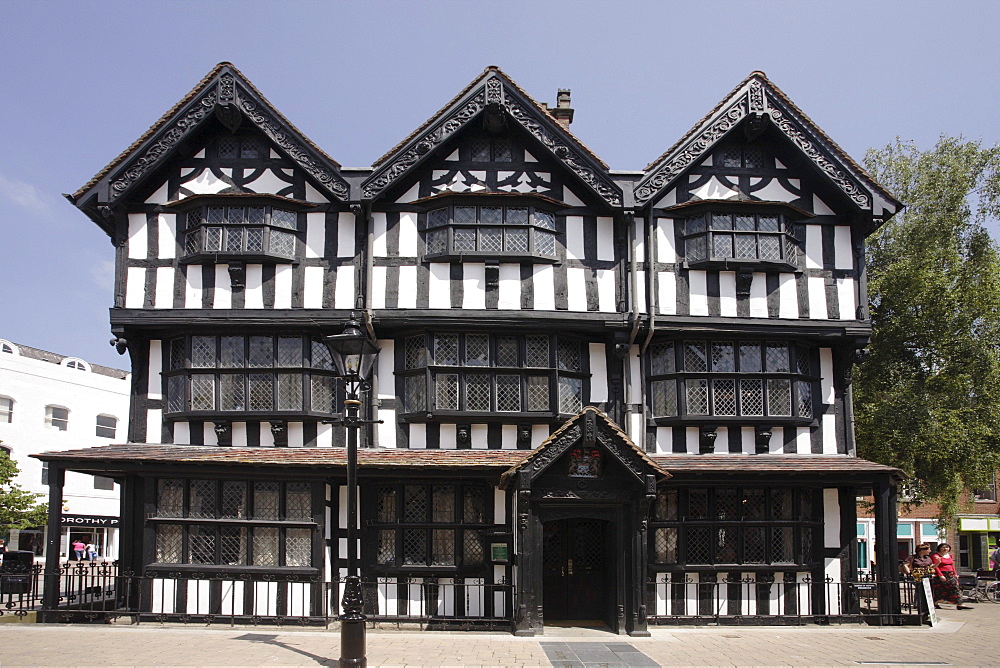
[636,73,900,220]
[71,63,349,219]
[362,68,622,207]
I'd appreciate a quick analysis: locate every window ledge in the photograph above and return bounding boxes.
[144,563,319,578]
[164,411,340,422]
[683,259,798,273]
[147,517,317,526]
[647,416,815,428]
[423,252,559,265]
[179,253,300,265]
[400,411,563,424]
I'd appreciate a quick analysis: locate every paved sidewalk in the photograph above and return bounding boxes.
[1,606,997,667]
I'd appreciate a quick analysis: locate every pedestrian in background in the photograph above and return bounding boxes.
[71,539,86,561]
[931,543,971,610]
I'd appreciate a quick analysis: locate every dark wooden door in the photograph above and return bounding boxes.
[542,518,607,620]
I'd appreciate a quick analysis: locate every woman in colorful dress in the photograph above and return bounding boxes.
[931,543,972,610]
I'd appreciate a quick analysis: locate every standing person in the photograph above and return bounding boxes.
[931,543,971,610]
[990,544,1000,570]
[85,542,97,562]
[0,538,6,566]
[71,539,86,561]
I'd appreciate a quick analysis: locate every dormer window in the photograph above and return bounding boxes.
[469,138,513,162]
[181,204,299,261]
[424,203,557,261]
[217,137,260,160]
[717,144,764,170]
[676,202,805,271]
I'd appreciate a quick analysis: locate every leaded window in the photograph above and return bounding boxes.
[368,483,489,572]
[164,335,340,417]
[182,204,300,259]
[683,209,799,267]
[647,339,815,421]
[424,203,558,260]
[649,487,819,567]
[397,332,586,416]
[152,478,314,568]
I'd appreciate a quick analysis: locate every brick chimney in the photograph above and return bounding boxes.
[550,89,574,129]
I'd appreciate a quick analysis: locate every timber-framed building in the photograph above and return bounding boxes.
[39,63,904,633]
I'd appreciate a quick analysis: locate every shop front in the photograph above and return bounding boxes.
[957,517,1000,571]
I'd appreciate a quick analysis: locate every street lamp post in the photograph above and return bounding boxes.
[325,313,380,668]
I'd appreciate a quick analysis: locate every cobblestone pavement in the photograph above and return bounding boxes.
[1,606,998,667]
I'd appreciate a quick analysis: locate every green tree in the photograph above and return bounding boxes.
[0,445,48,531]
[856,136,1000,522]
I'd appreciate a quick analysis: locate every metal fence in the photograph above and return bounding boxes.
[2,562,925,628]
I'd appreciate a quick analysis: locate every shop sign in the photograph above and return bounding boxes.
[490,543,509,563]
[61,514,119,528]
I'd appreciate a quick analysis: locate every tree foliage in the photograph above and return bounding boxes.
[856,136,1000,521]
[0,445,48,531]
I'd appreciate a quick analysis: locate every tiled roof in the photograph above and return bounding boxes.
[32,444,529,470]
[6,341,128,379]
[649,454,901,475]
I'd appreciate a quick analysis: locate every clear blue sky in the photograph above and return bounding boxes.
[2,0,998,369]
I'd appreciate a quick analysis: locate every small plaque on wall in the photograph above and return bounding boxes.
[490,543,509,563]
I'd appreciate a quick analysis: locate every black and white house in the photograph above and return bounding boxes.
[38,63,904,633]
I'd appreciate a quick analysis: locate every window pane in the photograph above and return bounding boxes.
[189,526,216,563]
[735,233,757,258]
[240,140,259,159]
[220,374,246,411]
[650,341,674,375]
[535,231,556,256]
[254,482,280,520]
[496,374,521,412]
[248,373,273,411]
[771,489,793,520]
[191,336,215,368]
[688,489,709,519]
[533,210,555,231]
[247,207,266,224]
[432,529,455,565]
[464,530,485,566]
[252,527,278,566]
[285,482,311,521]
[285,528,311,566]
[167,376,185,413]
[526,375,549,411]
[189,480,216,518]
[217,139,237,159]
[557,339,581,372]
[207,206,225,223]
[311,375,336,413]
[404,375,426,412]
[204,227,222,251]
[377,530,395,565]
[427,208,448,227]
[377,486,396,522]
[712,233,733,258]
[246,226,264,252]
[496,336,518,367]
[185,230,201,254]
[505,228,529,253]
[712,379,737,415]
[277,373,303,411]
[270,230,296,257]
[432,486,455,522]
[248,336,272,368]
[220,481,247,519]
[651,379,677,417]
[435,373,459,410]
[480,207,502,225]
[765,342,790,372]
[687,215,707,234]
[559,376,583,413]
[402,528,426,565]
[739,342,762,372]
[686,527,711,564]
[717,527,738,563]
[797,380,813,418]
[795,344,811,375]
[157,479,184,518]
[404,336,425,369]
[191,374,215,410]
[311,340,333,370]
[463,487,486,523]
[654,527,677,563]
[767,378,792,416]
[170,338,186,370]
[404,485,426,522]
[744,527,766,563]
[740,379,764,416]
[525,336,549,367]
[685,235,706,262]
[426,228,447,254]
[757,215,779,232]
[480,227,502,252]
[712,343,735,372]
[466,334,490,366]
[655,489,678,520]
[220,526,247,565]
[453,228,476,252]
[759,235,781,260]
[506,207,528,225]
[225,226,243,252]
[96,415,117,438]
[434,334,459,365]
[186,208,203,229]
[155,525,182,563]
[772,527,795,564]
[466,373,490,411]
[276,337,302,367]
[454,206,476,224]
[735,215,756,231]
[0,397,11,424]
[271,209,297,230]
[470,140,490,161]
[220,336,245,368]
[683,341,708,372]
[686,378,709,414]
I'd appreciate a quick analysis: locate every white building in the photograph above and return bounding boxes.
[0,339,129,561]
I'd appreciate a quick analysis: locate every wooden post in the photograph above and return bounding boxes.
[41,464,65,620]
